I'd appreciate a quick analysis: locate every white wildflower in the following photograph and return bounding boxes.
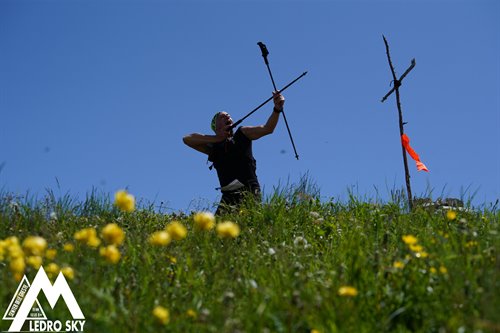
[249,279,258,289]
[293,236,309,248]
[309,211,320,219]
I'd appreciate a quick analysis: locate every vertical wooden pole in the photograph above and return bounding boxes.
[382,36,413,210]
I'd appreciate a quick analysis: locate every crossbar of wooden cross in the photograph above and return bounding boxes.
[381,58,416,102]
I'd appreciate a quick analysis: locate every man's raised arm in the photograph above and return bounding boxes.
[241,91,285,140]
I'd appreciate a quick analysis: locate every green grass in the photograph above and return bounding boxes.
[0,189,499,333]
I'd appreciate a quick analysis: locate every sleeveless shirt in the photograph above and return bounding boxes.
[208,127,260,192]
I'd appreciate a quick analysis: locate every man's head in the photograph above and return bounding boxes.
[211,111,233,134]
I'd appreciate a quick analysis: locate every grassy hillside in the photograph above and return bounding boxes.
[0,190,498,332]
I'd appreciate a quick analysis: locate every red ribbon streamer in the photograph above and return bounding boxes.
[401,134,429,172]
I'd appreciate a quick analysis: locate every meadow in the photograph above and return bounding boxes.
[0,187,498,333]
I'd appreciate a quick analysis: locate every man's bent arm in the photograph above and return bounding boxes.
[183,133,224,155]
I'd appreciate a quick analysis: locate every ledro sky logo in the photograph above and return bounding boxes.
[2,267,85,332]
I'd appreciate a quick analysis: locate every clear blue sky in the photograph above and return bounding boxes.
[1,0,499,212]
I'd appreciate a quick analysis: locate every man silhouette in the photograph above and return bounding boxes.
[183,91,285,215]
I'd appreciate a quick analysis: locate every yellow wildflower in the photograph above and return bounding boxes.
[74,228,101,248]
[186,309,197,319]
[439,266,448,274]
[87,236,101,248]
[446,210,457,221]
[101,223,125,246]
[26,256,43,269]
[10,257,25,276]
[166,221,187,241]
[409,244,423,252]
[99,245,121,264]
[417,251,429,258]
[114,190,135,212]
[430,267,437,274]
[393,261,405,269]
[311,330,321,333]
[45,263,60,279]
[63,243,75,252]
[149,231,172,246]
[0,239,14,261]
[152,306,170,325]
[45,249,57,260]
[193,212,215,231]
[7,242,24,259]
[22,236,47,256]
[466,241,478,248]
[61,266,75,280]
[338,286,358,297]
[74,228,90,242]
[5,236,20,247]
[216,221,241,239]
[402,235,418,245]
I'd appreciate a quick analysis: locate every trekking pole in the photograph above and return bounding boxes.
[257,41,300,160]
[230,71,307,129]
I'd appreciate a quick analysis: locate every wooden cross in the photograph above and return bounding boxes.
[381,35,417,210]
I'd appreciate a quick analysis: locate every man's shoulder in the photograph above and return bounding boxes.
[237,126,252,141]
